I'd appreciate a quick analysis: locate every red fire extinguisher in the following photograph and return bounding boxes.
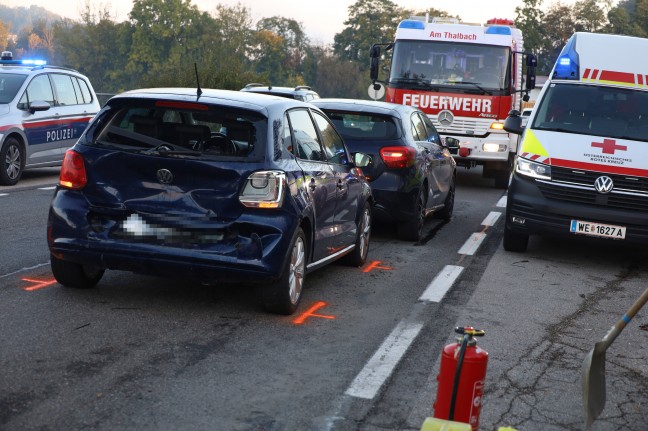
[433,327,488,431]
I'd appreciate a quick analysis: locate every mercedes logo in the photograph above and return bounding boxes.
[156,168,173,184]
[594,176,613,194]
[438,110,454,127]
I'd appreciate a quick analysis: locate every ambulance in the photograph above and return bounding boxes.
[503,32,648,252]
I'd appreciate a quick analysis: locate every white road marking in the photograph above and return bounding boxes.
[0,193,7,197]
[419,265,464,302]
[345,320,423,399]
[38,186,56,190]
[496,195,507,207]
[481,211,501,227]
[458,232,486,256]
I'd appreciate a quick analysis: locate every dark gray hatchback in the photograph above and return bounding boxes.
[47,88,372,315]
[313,99,456,241]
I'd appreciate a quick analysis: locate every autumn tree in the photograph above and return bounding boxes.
[252,16,311,85]
[0,21,11,51]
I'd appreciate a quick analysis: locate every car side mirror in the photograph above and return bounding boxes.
[503,109,524,135]
[370,45,381,82]
[29,100,51,114]
[353,152,372,167]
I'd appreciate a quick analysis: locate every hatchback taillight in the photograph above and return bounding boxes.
[380,146,416,169]
[59,150,87,189]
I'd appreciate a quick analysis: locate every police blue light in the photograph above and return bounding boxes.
[553,34,580,79]
[398,20,425,30]
[485,26,512,35]
[22,59,47,66]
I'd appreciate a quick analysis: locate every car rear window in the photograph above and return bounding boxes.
[93,101,265,159]
[323,111,399,140]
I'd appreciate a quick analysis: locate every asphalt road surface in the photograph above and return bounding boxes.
[1,167,646,431]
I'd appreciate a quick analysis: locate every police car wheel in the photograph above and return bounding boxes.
[0,137,25,186]
[50,254,104,289]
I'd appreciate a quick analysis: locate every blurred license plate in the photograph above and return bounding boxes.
[570,220,626,239]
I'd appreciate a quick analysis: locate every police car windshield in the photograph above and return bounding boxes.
[0,74,27,103]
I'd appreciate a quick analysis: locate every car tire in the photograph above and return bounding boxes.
[503,225,529,252]
[341,201,372,267]
[260,227,307,315]
[0,137,25,186]
[50,254,104,288]
[435,182,455,221]
[398,186,427,241]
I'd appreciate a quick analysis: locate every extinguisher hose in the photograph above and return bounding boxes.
[448,334,470,421]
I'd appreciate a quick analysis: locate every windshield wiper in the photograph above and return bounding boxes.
[391,77,439,91]
[451,81,493,95]
[141,144,199,157]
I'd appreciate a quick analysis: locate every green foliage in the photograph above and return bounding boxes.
[5,0,648,98]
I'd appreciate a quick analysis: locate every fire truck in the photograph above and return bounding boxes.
[370,16,536,188]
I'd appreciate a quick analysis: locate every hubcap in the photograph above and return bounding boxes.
[288,237,305,304]
[6,145,21,180]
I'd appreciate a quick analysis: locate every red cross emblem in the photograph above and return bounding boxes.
[592,139,627,154]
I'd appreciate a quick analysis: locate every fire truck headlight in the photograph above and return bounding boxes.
[482,143,507,152]
[516,157,551,180]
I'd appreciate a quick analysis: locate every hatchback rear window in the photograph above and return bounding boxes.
[93,103,265,159]
[323,111,399,140]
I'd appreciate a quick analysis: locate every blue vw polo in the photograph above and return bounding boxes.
[47,88,373,315]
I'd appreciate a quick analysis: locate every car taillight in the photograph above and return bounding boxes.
[239,170,286,208]
[380,146,416,168]
[59,150,87,189]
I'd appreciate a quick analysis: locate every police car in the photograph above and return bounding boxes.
[240,83,320,102]
[0,52,100,185]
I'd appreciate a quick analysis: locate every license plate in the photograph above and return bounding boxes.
[570,220,626,239]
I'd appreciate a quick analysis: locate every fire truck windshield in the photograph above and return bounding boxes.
[388,41,510,93]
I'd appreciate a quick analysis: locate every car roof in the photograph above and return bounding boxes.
[311,98,416,117]
[242,84,317,94]
[109,87,314,113]
[0,64,84,76]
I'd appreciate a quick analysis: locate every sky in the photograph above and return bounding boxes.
[6,0,584,45]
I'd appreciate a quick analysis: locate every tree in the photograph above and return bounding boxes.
[127,0,209,80]
[542,2,576,73]
[605,1,646,36]
[53,4,132,93]
[573,0,610,32]
[333,0,401,69]
[252,16,310,85]
[0,21,11,51]
[310,47,367,98]
[515,0,545,59]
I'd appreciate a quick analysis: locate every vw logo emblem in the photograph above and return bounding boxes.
[156,169,173,184]
[594,176,613,194]
[438,110,454,127]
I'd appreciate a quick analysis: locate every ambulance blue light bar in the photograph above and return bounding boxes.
[553,34,580,80]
